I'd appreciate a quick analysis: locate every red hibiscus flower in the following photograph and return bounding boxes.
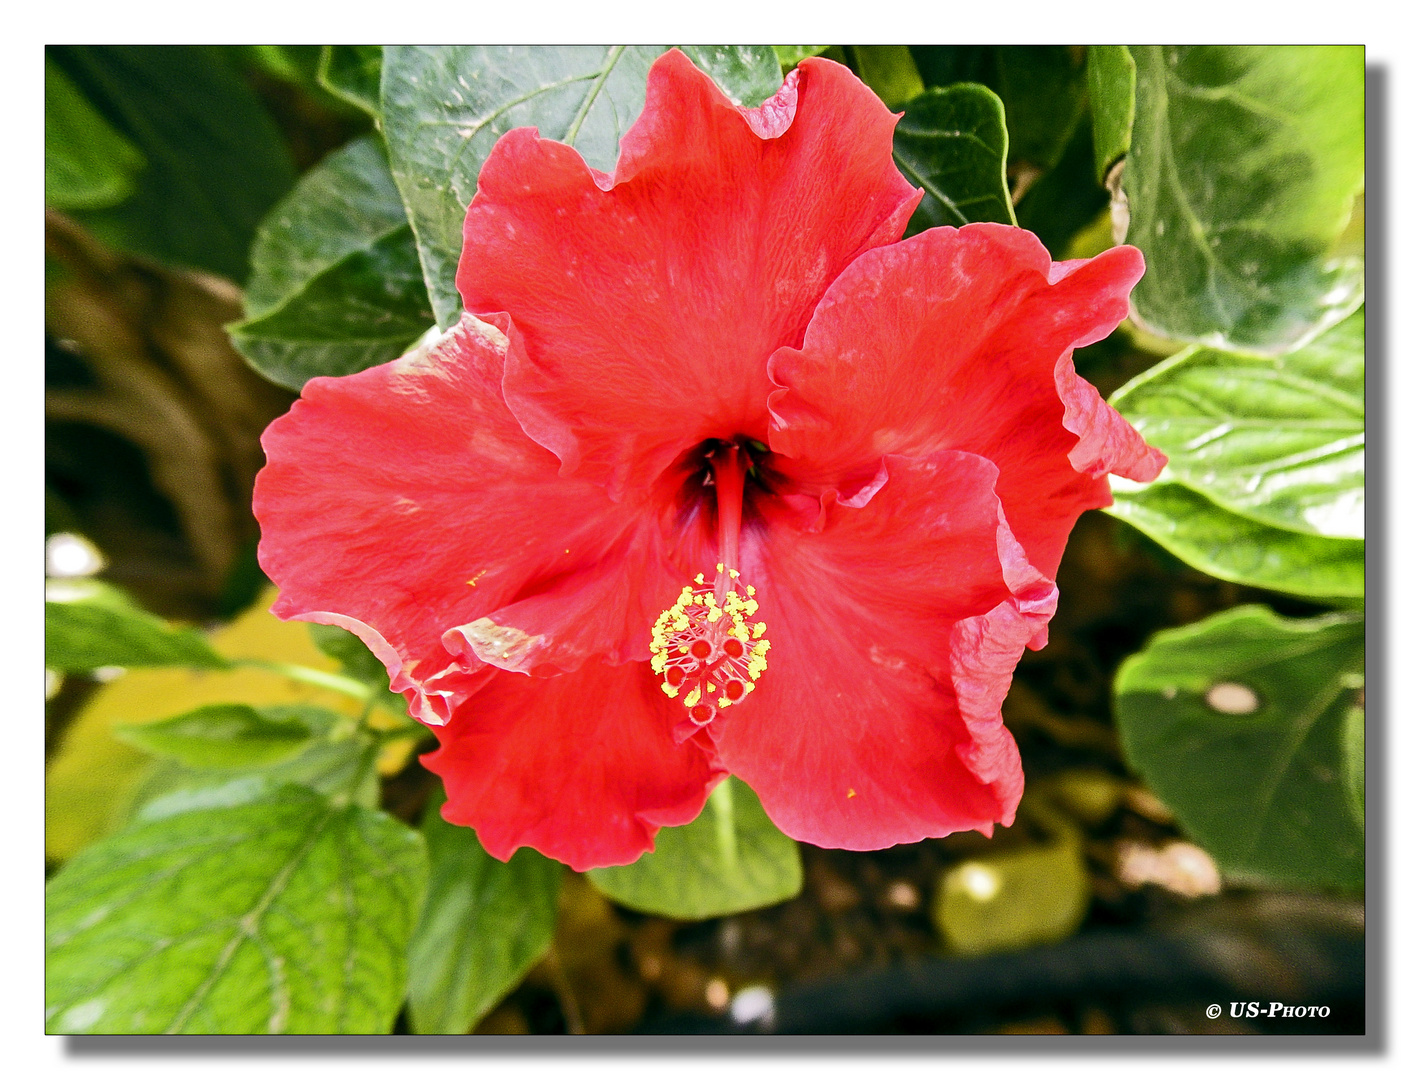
[254,50,1166,871]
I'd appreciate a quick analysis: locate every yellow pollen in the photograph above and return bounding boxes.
[649,568,771,728]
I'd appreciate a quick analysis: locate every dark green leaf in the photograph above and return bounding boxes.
[231,134,434,389]
[115,704,317,769]
[45,57,146,210]
[1104,482,1363,599]
[45,582,228,672]
[1118,46,1364,352]
[1115,605,1364,889]
[893,83,1016,232]
[46,785,428,1033]
[850,46,924,107]
[407,788,561,1034]
[1015,112,1110,257]
[1087,45,1135,184]
[991,46,1087,171]
[588,777,801,919]
[318,45,384,118]
[382,46,781,326]
[679,46,782,108]
[49,46,296,283]
[1111,307,1363,539]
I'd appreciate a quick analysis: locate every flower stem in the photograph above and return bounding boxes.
[232,658,373,702]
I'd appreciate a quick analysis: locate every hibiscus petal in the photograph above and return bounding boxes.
[255,313,667,724]
[767,223,1167,578]
[458,49,921,493]
[711,451,1055,849]
[423,659,723,871]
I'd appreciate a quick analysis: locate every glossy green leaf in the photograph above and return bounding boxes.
[679,45,782,108]
[45,581,228,672]
[231,135,434,389]
[407,788,561,1034]
[48,46,295,283]
[1114,605,1364,889]
[1014,113,1110,257]
[893,83,1016,233]
[1087,45,1135,183]
[1116,45,1364,352]
[1111,307,1363,539]
[46,785,428,1033]
[851,45,925,107]
[114,704,316,769]
[588,777,801,919]
[381,46,782,326]
[45,57,146,210]
[1105,482,1363,599]
[318,45,383,118]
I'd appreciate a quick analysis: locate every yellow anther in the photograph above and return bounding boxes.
[684,687,701,708]
[718,696,730,708]
[716,562,724,572]
[662,682,680,698]
[746,585,756,596]
[706,682,716,693]
[707,607,723,623]
[694,572,705,585]
[752,623,767,638]
[728,568,740,579]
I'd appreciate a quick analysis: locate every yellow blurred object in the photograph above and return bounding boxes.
[46,587,410,862]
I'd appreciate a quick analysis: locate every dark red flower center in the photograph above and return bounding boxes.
[650,441,771,735]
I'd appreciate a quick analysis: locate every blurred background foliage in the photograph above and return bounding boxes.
[45,44,1364,1035]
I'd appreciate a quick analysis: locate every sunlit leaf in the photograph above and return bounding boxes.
[46,786,428,1033]
[1113,45,1364,352]
[407,788,561,1034]
[114,703,317,769]
[1111,307,1363,539]
[1114,605,1364,889]
[588,776,801,919]
[381,46,782,326]
[1104,481,1363,599]
[851,45,924,107]
[45,581,227,672]
[893,83,1015,232]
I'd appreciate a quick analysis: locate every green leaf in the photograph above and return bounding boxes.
[130,706,382,820]
[679,46,782,108]
[48,46,296,283]
[381,46,782,327]
[407,788,561,1034]
[1104,482,1363,599]
[307,624,408,718]
[1114,605,1364,889]
[851,46,925,108]
[772,46,830,70]
[1111,307,1363,539]
[1117,46,1364,352]
[231,134,434,389]
[989,46,1087,171]
[1087,45,1135,183]
[933,839,1089,956]
[45,582,228,672]
[318,45,384,118]
[46,785,428,1033]
[114,704,317,769]
[588,776,801,919]
[45,57,146,210]
[1015,112,1110,257]
[892,83,1016,232]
